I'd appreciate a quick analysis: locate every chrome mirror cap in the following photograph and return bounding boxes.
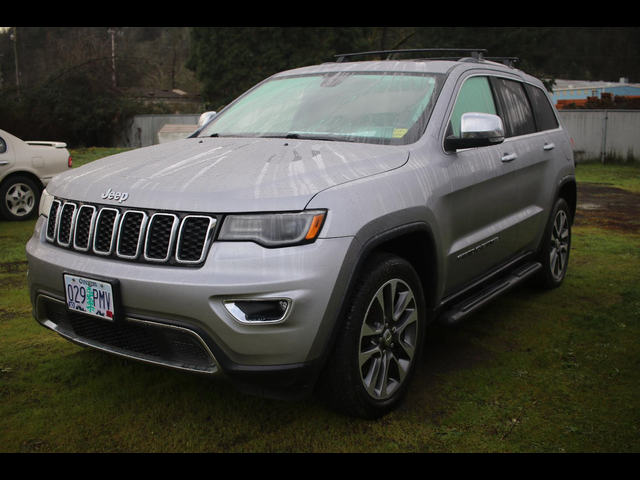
[198,111,218,127]
[461,113,505,143]
[446,112,506,152]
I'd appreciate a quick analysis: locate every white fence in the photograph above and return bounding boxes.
[120,115,199,148]
[559,110,640,163]
[120,112,640,164]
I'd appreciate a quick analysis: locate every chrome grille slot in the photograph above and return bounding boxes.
[117,211,148,260]
[73,205,97,252]
[93,208,121,256]
[144,213,179,263]
[56,203,77,247]
[177,216,217,264]
[46,200,62,242]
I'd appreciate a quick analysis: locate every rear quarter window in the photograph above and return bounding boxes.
[0,137,6,154]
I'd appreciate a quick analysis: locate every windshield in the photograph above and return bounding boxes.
[199,72,444,145]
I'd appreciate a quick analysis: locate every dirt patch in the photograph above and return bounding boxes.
[575,184,640,234]
[0,261,28,274]
[397,329,494,422]
[0,311,20,323]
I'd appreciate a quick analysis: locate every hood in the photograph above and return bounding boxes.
[48,137,409,213]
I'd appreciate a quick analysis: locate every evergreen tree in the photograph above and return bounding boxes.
[187,27,368,107]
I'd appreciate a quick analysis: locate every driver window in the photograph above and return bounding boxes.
[0,137,6,155]
[449,77,497,137]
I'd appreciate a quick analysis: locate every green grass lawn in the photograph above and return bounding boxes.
[576,163,640,194]
[0,157,638,453]
[70,148,133,169]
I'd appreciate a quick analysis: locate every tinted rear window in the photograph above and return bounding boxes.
[526,84,560,132]
[0,137,6,154]
[492,78,537,138]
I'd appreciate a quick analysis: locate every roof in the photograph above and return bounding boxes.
[274,58,524,78]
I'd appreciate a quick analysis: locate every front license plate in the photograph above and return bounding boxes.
[64,274,117,322]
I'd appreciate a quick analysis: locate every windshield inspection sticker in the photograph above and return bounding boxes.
[393,129,409,139]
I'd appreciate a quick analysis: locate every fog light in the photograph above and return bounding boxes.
[224,299,291,325]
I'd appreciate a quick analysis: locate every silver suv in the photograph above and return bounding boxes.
[26,50,576,419]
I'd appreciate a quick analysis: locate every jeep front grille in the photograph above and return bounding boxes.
[46,199,218,267]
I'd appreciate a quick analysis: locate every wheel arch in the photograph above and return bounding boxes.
[314,222,440,373]
[364,226,439,311]
[557,175,577,225]
[1,170,45,192]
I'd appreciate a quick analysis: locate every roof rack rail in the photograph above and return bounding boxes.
[486,57,519,68]
[335,48,489,63]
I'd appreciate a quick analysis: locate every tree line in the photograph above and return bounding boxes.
[1,27,639,146]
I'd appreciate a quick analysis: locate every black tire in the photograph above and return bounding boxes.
[0,176,41,221]
[320,253,427,419]
[536,198,572,289]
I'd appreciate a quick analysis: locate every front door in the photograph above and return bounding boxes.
[441,74,542,296]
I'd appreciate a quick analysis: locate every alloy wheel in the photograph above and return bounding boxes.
[550,210,570,280]
[359,279,419,401]
[6,183,36,218]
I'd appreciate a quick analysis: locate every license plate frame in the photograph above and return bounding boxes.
[63,273,123,322]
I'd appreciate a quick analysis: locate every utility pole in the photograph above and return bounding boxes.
[11,27,20,96]
[108,28,117,88]
[108,27,129,89]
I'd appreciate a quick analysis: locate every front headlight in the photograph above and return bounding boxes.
[219,211,326,248]
[39,190,55,218]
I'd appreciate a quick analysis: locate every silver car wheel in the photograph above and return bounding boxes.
[550,210,570,281]
[5,183,36,218]
[359,279,419,401]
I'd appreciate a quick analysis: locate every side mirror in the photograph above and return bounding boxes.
[198,111,218,128]
[445,113,505,152]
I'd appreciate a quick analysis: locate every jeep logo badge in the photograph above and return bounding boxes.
[101,189,129,203]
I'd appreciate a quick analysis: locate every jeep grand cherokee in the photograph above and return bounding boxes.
[27,49,576,419]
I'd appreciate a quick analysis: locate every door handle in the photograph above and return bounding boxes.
[501,153,518,163]
[0,161,9,167]
[543,143,556,151]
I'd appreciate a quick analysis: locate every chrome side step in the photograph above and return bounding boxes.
[437,262,542,327]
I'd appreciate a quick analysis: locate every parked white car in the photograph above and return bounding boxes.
[0,129,72,221]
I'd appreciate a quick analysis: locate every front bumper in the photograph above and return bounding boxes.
[27,216,359,397]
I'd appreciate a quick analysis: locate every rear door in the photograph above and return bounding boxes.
[520,84,569,250]
[489,77,546,257]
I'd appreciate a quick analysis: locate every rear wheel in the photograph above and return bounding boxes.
[321,253,426,419]
[0,176,41,221]
[536,198,572,289]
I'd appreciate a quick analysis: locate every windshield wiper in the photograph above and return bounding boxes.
[262,133,354,143]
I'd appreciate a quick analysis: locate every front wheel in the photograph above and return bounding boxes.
[321,253,427,419]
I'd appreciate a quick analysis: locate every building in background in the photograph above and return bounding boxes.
[551,79,640,109]
[123,88,203,114]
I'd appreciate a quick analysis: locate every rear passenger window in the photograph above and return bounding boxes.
[449,77,497,137]
[526,84,560,132]
[492,78,537,138]
[0,137,6,154]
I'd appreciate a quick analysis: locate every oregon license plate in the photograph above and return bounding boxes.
[64,274,116,322]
